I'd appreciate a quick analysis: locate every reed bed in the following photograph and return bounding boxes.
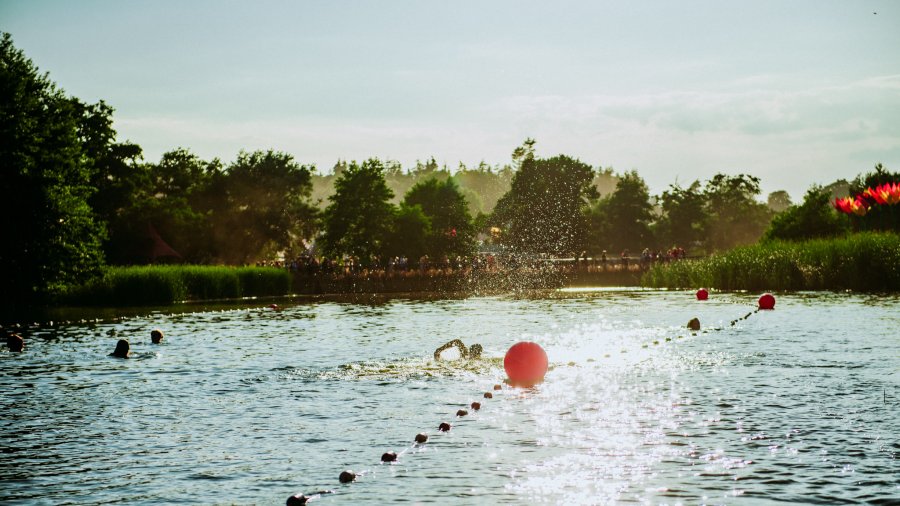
[642,232,900,291]
[64,265,290,306]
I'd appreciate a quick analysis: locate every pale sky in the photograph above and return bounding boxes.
[3,0,899,199]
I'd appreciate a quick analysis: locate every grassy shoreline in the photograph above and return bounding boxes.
[46,231,900,311]
[60,265,291,306]
[641,232,900,291]
[54,265,641,308]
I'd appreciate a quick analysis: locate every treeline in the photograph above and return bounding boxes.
[4,33,898,308]
[309,157,620,217]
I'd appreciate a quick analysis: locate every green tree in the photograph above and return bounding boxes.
[129,148,222,263]
[403,177,475,258]
[493,151,598,255]
[207,150,316,264]
[655,180,707,250]
[591,171,654,253]
[321,158,395,262]
[71,99,162,264]
[74,99,146,225]
[764,186,849,241]
[0,33,106,305]
[383,204,431,262]
[704,174,772,251]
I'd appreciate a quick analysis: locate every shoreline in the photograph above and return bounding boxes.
[5,270,644,326]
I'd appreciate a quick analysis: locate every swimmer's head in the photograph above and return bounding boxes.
[150,329,164,344]
[687,318,701,331]
[468,344,483,359]
[7,333,24,352]
[112,339,130,358]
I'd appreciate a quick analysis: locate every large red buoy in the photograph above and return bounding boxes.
[758,293,776,310]
[504,342,548,387]
[696,288,709,301]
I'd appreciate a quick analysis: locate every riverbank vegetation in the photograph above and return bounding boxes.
[60,266,290,306]
[642,232,900,291]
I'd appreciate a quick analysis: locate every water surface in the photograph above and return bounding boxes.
[1,290,898,504]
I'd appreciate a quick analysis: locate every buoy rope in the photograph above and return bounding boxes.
[287,384,498,504]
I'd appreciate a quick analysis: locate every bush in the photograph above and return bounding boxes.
[764,186,848,241]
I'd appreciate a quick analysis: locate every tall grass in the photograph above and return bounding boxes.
[642,232,900,291]
[63,265,290,306]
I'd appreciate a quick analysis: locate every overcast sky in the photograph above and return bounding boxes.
[3,0,899,199]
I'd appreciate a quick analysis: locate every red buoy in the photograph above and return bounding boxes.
[758,293,776,310]
[696,288,708,300]
[504,342,548,387]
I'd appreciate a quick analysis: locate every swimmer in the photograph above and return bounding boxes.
[110,339,130,358]
[687,318,700,331]
[150,329,164,344]
[7,333,24,352]
[434,339,483,361]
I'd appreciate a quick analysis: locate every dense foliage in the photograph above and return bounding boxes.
[764,186,849,241]
[320,159,395,263]
[589,171,654,254]
[403,177,475,258]
[492,148,598,255]
[1,33,106,307]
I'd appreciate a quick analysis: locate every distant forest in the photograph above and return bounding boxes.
[309,157,620,216]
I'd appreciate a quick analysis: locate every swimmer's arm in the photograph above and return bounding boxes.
[434,339,468,360]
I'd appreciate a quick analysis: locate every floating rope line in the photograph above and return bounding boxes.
[730,308,760,326]
[286,383,503,504]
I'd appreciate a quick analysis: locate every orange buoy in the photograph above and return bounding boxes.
[696,288,708,300]
[758,293,776,310]
[503,342,548,387]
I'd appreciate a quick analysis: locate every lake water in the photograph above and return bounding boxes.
[1,290,898,505]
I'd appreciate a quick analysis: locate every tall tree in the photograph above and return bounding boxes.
[592,171,654,253]
[704,173,772,251]
[71,99,156,264]
[0,33,105,305]
[321,158,395,262]
[655,180,707,250]
[207,150,316,264]
[493,152,597,255]
[383,204,431,262]
[403,177,475,258]
[131,148,221,263]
